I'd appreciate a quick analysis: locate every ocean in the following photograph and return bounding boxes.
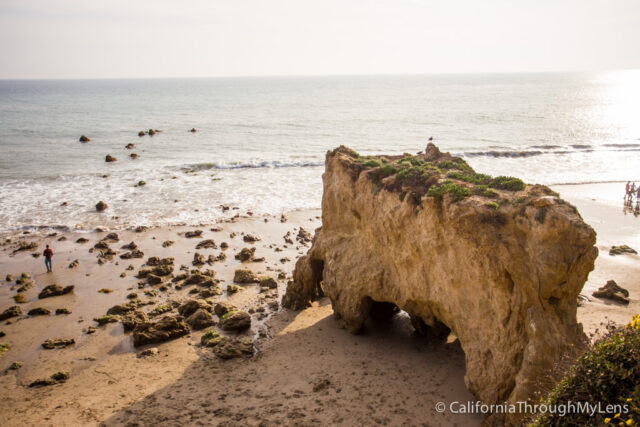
[1,71,639,232]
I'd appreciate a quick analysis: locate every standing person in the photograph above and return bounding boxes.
[43,244,53,273]
[636,186,640,201]
[625,181,630,202]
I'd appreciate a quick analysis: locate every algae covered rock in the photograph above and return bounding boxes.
[132,315,189,347]
[219,310,251,331]
[592,280,629,305]
[283,144,598,424]
[186,309,215,330]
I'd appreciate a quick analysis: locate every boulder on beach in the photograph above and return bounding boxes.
[192,253,205,266]
[592,280,630,305]
[212,337,254,359]
[0,305,22,321]
[95,201,108,212]
[195,239,217,249]
[105,155,116,162]
[219,310,251,331]
[38,284,74,299]
[28,371,70,388]
[120,249,144,259]
[609,245,637,256]
[148,129,156,136]
[177,299,210,318]
[282,144,599,425]
[234,247,256,262]
[79,135,90,142]
[130,153,138,159]
[125,143,135,149]
[186,309,215,330]
[28,307,51,316]
[214,302,236,318]
[42,338,75,349]
[132,315,189,347]
[189,128,197,133]
[243,234,260,243]
[146,256,174,266]
[233,269,258,283]
[138,131,146,137]
[185,230,203,238]
[122,310,149,332]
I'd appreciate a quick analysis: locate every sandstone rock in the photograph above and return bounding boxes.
[185,230,203,238]
[76,237,89,244]
[79,135,90,142]
[120,250,144,259]
[121,241,137,250]
[609,245,637,256]
[133,315,189,347]
[0,305,21,320]
[102,232,119,242]
[189,128,197,133]
[148,129,156,136]
[192,253,205,266]
[219,310,251,331]
[94,315,119,325]
[122,310,148,332]
[233,269,257,284]
[212,337,254,359]
[55,308,71,315]
[201,330,223,347]
[297,227,312,244]
[138,131,146,137]
[28,371,70,387]
[28,307,51,316]
[95,201,108,212]
[125,143,135,149]
[137,347,159,357]
[93,241,109,250]
[39,284,74,299]
[282,145,598,423]
[42,338,75,349]
[186,309,215,330]
[106,302,138,315]
[11,241,38,254]
[146,274,163,285]
[177,299,210,317]
[235,247,255,262]
[243,234,260,243]
[105,155,116,162]
[592,280,630,305]
[68,259,79,269]
[214,302,236,318]
[196,239,217,250]
[162,240,174,248]
[131,154,139,159]
[227,284,239,294]
[134,226,148,232]
[259,277,278,289]
[8,361,23,370]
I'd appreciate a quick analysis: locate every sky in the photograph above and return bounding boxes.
[0,0,639,79]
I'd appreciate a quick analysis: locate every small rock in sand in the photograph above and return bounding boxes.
[185,230,203,238]
[55,308,71,315]
[28,307,51,316]
[162,240,174,248]
[68,259,79,269]
[592,280,630,305]
[233,269,258,284]
[235,247,256,262]
[137,347,159,358]
[219,310,251,332]
[132,315,190,347]
[243,234,260,243]
[0,305,22,320]
[609,245,637,256]
[186,309,215,330]
[79,135,90,142]
[42,338,75,349]
[95,201,108,212]
[76,237,89,244]
[28,371,70,387]
[38,284,74,299]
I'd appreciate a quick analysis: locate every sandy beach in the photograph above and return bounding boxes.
[0,182,638,426]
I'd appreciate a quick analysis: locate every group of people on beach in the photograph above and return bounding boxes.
[624,181,640,215]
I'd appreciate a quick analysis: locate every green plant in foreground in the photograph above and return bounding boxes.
[487,202,499,211]
[531,315,640,426]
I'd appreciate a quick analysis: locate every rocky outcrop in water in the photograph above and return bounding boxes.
[283,144,597,424]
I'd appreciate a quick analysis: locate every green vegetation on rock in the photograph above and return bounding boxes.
[427,181,472,202]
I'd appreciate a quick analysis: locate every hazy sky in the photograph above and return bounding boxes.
[0,0,639,79]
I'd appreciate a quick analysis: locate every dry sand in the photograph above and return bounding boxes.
[0,183,638,426]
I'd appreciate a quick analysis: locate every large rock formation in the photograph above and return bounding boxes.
[283,144,597,423]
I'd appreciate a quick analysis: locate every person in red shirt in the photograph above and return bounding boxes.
[43,244,53,273]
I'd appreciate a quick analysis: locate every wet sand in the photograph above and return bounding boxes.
[0,183,638,426]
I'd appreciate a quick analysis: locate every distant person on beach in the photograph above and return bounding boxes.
[43,244,53,273]
[626,182,630,199]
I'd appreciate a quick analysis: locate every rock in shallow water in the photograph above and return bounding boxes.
[133,315,189,347]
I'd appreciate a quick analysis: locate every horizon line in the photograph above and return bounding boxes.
[1,68,638,82]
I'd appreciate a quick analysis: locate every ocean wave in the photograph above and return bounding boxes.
[463,150,544,158]
[603,143,640,148]
[181,160,324,171]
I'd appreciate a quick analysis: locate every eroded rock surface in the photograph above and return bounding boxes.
[283,145,597,423]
